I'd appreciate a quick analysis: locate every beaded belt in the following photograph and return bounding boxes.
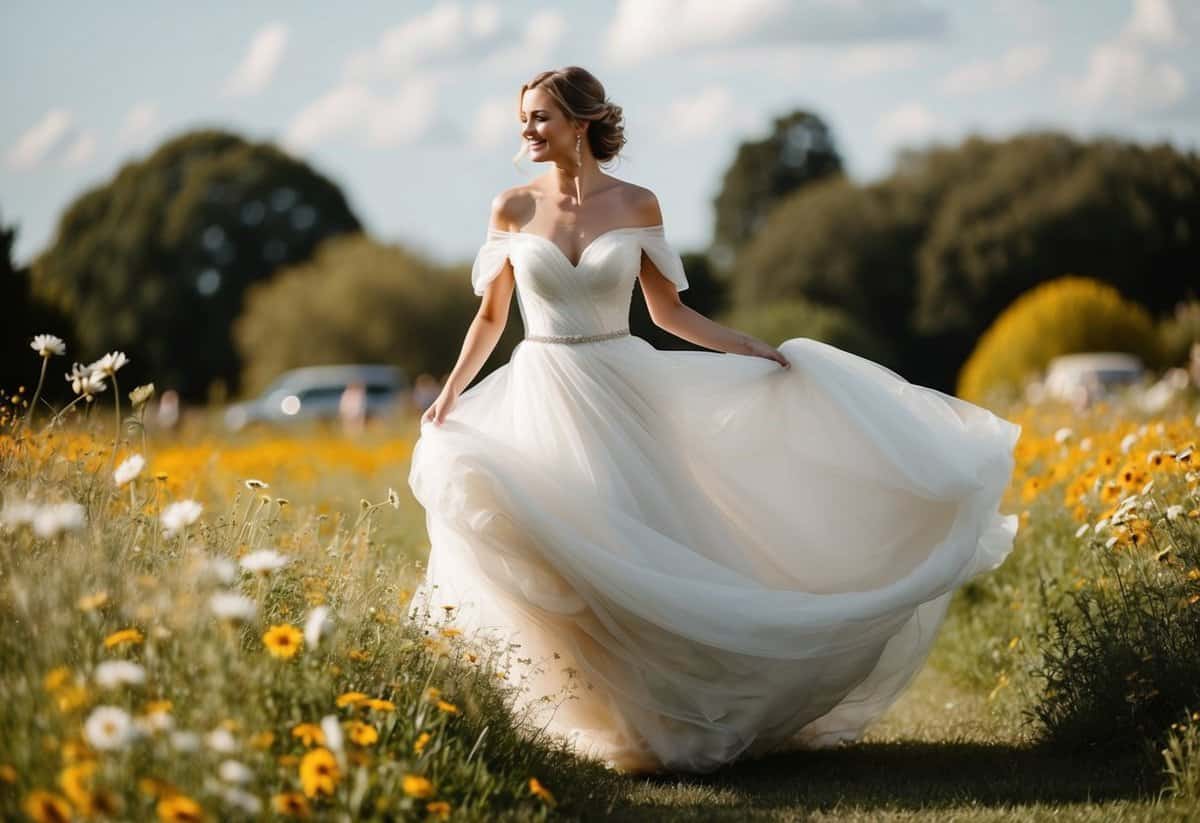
[524,328,631,344]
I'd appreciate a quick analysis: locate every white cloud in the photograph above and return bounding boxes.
[62,131,97,167]
[941,44,1049,96]
[833,42,922,78]
[472,96,516,149]
[876,102,940,147]
[224,22,289,97]
[1068,41,1186,112]
[117,102,160,147]
[604,0,946,66]
[344,1,503,82]
[1122,0,1181,46]
[480,10,566,74]
[284,77,439,152]
[663,86,736,140]
[6,108,74,171]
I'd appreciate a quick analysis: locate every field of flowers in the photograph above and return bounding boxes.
[2,334,1200,822]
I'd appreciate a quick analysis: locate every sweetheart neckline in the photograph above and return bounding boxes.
[492,224,664,269]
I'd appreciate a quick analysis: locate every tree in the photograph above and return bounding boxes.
[31,129,362,401]
[711,110,843,267]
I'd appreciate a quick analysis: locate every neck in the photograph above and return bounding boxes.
[548,154,604,203]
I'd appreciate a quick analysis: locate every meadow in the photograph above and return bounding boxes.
[2,335,1199,822]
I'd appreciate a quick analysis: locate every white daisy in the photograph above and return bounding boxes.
[31,334,66,357]
[239,549,289,574]
[170,730,201,752]
[218,759,254,785]
[222,787,262,815]
[205,727,238,753]
[94,660,146,689]
[243,478,269,490]
[114,454,146,487]
[209,591,257,622]
[31,501,86,538]
[129,383,155,408]
[89,351,129,377]
[205,557,238,584]
[161,500,203,538]
[1167,505,1185,521]
[84,705,134,750]
[304,605,332,649]
[387,487,401,509]
[1053,427,1073,444]
[1074,523,1089,538]
[1120,433,1139,454]
[320,714,344,753]
[0,499,37,528]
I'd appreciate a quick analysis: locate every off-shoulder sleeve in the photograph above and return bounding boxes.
[470,229,511,296]
[639,226,689,291]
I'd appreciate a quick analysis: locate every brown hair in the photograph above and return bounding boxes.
[513,66,626,167]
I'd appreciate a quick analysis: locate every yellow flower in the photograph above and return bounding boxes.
[401,774,435,799]
[335,691,368,707]
[291,723,325,748]
[55,684,90,713]
[424,687,441,703]
[345,721,378,746]
[529,777,556,805]
[364,698,395,712]
[77,591,109,611]
[103,628,144,648]
[439,627,462,638]
[262,625,303,659]
[272,792,311,817]
[435,700,459,715]
[22,790,72,823]
[249,730,275,750]
[157,793,205,822]
[144,699,172,715]
[0,764,17,783]
[413,731,432,754]
[426,800,452,819]
[43,666,71,692]
[58,760,96,808]
[299,747,339,798]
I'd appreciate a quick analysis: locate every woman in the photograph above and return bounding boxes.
[407,66,1020,775]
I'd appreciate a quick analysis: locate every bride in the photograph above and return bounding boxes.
[407,66,1021,775]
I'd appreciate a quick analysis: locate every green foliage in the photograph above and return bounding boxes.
[733,132,1200,391]
[957,276,1162,404]
[1160,300,1200,367]
[30,129,361,401]
[711,110,843,263]
[716,296,892,363]
[234,234,514,396]
[0,214,71,398]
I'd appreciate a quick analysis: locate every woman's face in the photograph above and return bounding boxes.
[520,87,577,163]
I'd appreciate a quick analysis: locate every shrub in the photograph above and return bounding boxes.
[957,276,1163,404]
[1160,300,1200,368]
[716,296,893,365]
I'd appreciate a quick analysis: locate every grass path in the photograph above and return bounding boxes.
[580,661,1176,822]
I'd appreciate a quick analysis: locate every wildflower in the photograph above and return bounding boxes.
[1074,523,1089,538]
[304,605,332,649]
[221,786,262,815]
[103,627,144,648]
[440,627,463,638]
[345,721,378,746]
[138,705,174,735]
[239,549,289,573]
[299,748,339,798]
[170,731,201,752]
[58,760,96,809]
[31,334,66,357]
[1053,427,1073,444]
[249,730,275,750]
[336,691,369,707]
[387,487,401,509]
[262,625,303,659]
[209,591,256,622]
[84,705,134,750]
[161,500,203,538]
[401,774,435,799]
[66,363,106,399]
[94,660,146,689]
[291,723,325,747]
[217,759,254,784]
[114,454,145,486]
[529,777,556,805]
[31,502,86,538]
[0,764,17,783]
[1167,505,1185,521]
[77,591,109,611]
[129,383,155,408]
[320,714,344,753]
[1177,447,1194,464]
[1120,433,1139,453]
[205,728,238,753]
[89,351,129,378]
[156,793,203,822]
[364,698,395,712]
[426,800,451,820]
[22,790,73,823]
[244,478,269,490]
[272,792,311,817]
[435,700,459,715]
[413,731,432,754]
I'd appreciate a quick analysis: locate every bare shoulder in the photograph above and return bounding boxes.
[488,184,537,232]
[615,181,663,227]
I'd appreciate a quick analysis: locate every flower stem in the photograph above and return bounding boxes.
[24,356,48,431]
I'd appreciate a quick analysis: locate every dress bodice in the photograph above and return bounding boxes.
[470,225,689,338]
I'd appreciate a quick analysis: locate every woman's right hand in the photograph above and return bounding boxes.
[421,386,460,426]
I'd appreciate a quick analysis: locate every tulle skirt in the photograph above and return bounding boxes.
[407,335,1020,774]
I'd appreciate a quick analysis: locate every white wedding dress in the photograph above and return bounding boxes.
[407,222,1020,774]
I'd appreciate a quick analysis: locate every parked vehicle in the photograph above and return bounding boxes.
[223,364,409,430]
[1040,352,1145,406]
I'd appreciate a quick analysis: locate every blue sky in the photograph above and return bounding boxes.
[3,1,1199,268]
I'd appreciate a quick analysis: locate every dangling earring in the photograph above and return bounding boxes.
[576,133,583,167]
